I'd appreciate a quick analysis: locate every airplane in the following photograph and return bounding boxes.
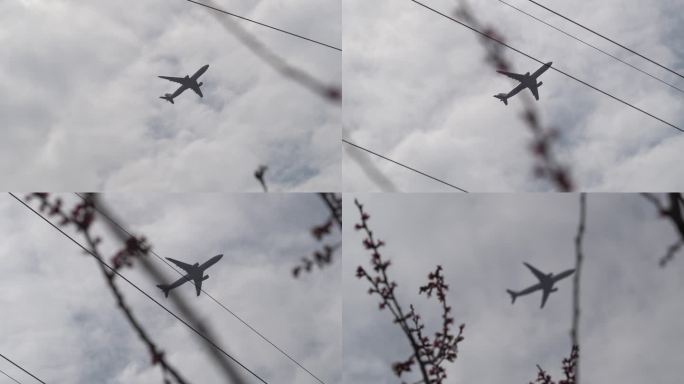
[157,254,223,297]
[494,62,552,105]
[158,64,210,104]
[506,262,574,308]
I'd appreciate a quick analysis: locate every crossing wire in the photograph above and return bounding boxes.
[497,0,684,95]
[182,0,341,51]
[8,193,268,384]
[0,353,45,384]
[74,193,327,384]
[0,367,23,384]
[525,0,684,80]
[407,0,684,134]
[343,139,470,192]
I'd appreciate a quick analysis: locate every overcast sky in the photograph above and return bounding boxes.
[0,193,341,383]
[0,0,340,191]
[342,0,684,192]
[343,193,684,383]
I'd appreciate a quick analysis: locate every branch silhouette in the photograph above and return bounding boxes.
[641,193,684,267]
[530,345,578,384]
[293,193,342,277]
[24,193,190,384]
[571,193,586,383]
[254,165,269,192]
[353,199,465,383]
[454,1,574,191]
[199,0,341,104]
[23,193,256,384]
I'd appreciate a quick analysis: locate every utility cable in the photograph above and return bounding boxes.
[182,0,341,51]
[525,0,684,80]
[8,194,268,384]
[0,353,45,384]
[0,367,23,384]
[343,139,470,192]
[74,193,327,384]
[408,0,684,133]
[497,0,684,95]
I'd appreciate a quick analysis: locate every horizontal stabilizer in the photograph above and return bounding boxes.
[506,289,517,304]
[157,284,170,298]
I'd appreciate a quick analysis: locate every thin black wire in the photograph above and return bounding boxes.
[73,193,326,384]
[182,0,341,51]
[8,193,268,384]
[343,139,469,192]
[0,354,44,384]
[0,367,22,384]
[497,0,684,95]
[526,0,684,80]
[408,0,683,134]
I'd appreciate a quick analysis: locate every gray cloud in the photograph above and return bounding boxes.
[0,0,340,191]
[342,0,684,191]
[0,193,340,383]
[343,193,684,383]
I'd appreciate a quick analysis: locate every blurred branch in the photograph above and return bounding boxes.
[571,193,586,383]
[641,193,684,267]
[22,193,190,384]
[454,1,574,191]
[293,193,342,277]
[343,137,398,192]
[200,0,340,104]
[530,345,578,384]
[254,165,268,192]
[353,199,465,383]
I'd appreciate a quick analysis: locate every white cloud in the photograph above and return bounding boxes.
[0,0,341,191]
[342,0,684,191]
[0,193,341,383]
[343,193,684,383]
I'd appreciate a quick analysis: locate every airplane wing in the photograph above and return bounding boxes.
[193,277,203,296]
[166,257,194,272]
[540,289,551,308]
[523,262,548,282]
[158,76,186,84]
[189,83,203,97]
[497,70,527,82]
[528,83,540,100]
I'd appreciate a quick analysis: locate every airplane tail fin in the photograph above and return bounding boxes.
[160,94,174,104]
[506,289,517,304]
[494,94,508,106]
[157,284,170,298]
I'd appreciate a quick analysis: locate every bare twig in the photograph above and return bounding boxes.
[531,345,578,384]
[254,165,268,192]
[199,0,341,104]
[293,193,342,277]
[454,1,573,191]
[354,199,465,383]
[571,193,586,383]
[641,193,684,267]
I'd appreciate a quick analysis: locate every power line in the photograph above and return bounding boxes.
[8,194,268,384]
[408,0,684,134]
[182,0,342,51]
[74,193,327,384]
[0,367,23,384]
[525,0,684,80]
[497,0,684,95]
[0,353,44,384]
[343,139,470,192]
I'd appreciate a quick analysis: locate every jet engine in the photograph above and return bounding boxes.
[537,81,543,88]
[202,275,209,281]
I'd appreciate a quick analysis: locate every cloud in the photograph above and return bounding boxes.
[0,193,341,383]
[0,0,341,191]
[342,0,684,191]
[343,193,684,383]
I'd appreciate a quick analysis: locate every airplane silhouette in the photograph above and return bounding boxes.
[158,64,209,104]
[506,262,574,308]
[157,254,223,297]
[494,62,552,105]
